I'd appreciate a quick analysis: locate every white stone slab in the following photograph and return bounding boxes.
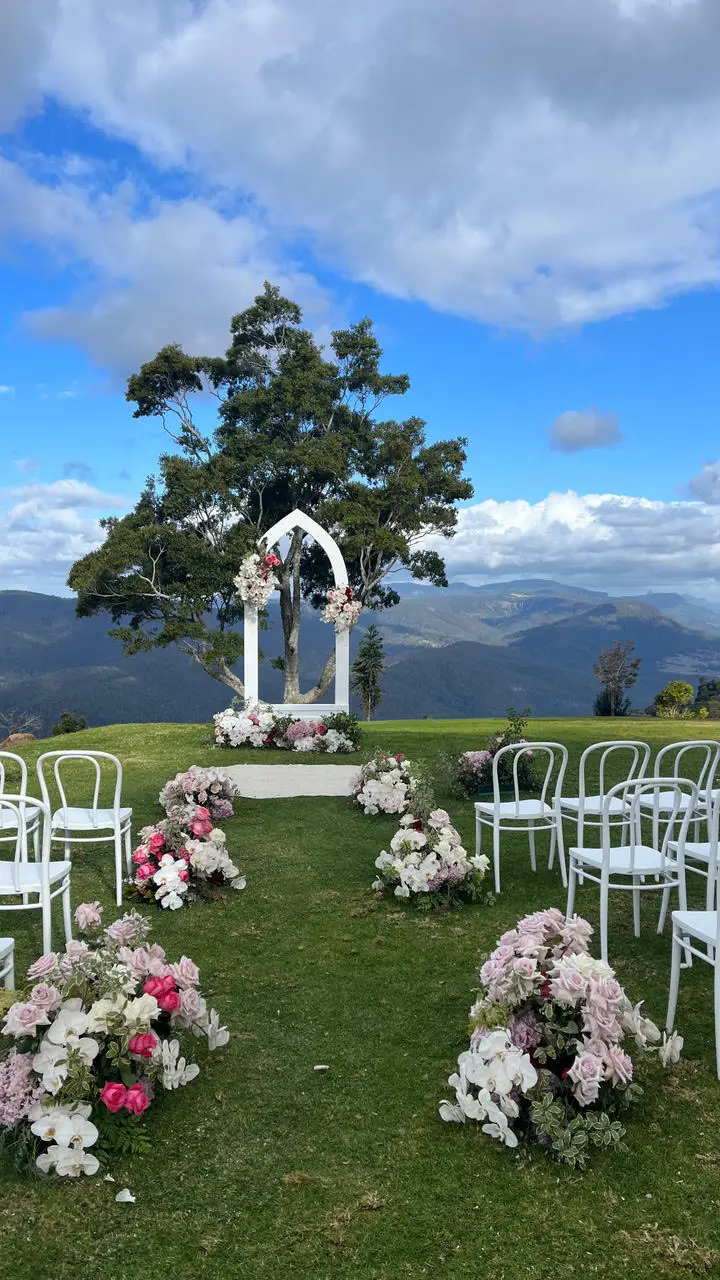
[220,763,360,799]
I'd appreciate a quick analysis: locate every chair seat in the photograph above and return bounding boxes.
[475,799,554,819]
[0,937,13,956]
[561,795,628,815]
[0,805,41,830]
[672,909,718,947]
[0,861,71,892]
[637,792,697,813]
[669,840,712,864]
[51,806,131,831]
[570,844,677,875]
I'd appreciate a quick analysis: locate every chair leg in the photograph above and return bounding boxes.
[528,822,536,873]
[475,814,481,859]
[714,960,720,1081]
[62,881,73,946]
[554,815,567,888]
[548,825,556,871]
[667,926,681,1032]
[633,879,641,938]
[124,825,132,878]
[5,954,14,990]
[41,892,52,955]
[600,872,609,963]
[566,859,577,919]
[493,822,501,896]
[114,831,123,907]
[657,884,672,935]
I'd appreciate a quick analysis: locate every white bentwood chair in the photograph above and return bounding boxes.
[36,750,132,907]
[640,741,720,845]
[0,936,14,988]
[667,792,720,1077]
[567,777,696,964]
[669,776,720,911]
[559,740,651,847]
[475,742,569,895]
[0,751,42,859]
[0,797,72,954]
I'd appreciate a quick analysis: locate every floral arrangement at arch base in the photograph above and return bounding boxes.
[214,703,361,753]
[353,751,431,816]
[0,904,229,1177]
[439,908,682,1167]
[373,809,490,909]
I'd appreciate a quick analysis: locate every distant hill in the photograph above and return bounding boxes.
[3,582,720,728]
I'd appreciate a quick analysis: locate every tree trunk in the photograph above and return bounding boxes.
[279,530,303,702]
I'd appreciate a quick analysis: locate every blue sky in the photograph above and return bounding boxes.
[2,1,720,597]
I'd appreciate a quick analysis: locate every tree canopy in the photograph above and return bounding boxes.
[69,283,473,702]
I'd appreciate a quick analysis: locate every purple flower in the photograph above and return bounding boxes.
[508,1010,544,1052]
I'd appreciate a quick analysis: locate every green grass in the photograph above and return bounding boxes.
[3,718,720,1279]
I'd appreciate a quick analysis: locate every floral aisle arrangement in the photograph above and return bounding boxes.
[352,752,430,816]
[373,810,490,907]
[444,708,538,797]
[0,905,229,1177]
[233,549,280,608]
[213,703,361,754]
[439,908,682,1167]
[322,585,362,633]
[159,766,238,822]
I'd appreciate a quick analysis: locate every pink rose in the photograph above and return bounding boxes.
[582,1004,622,1041]
[169,957,200,989]
[143,975,176,1000]
[177,987,205,1022]
[602,1043,634,1086]
[567,1050,605,1105]
[135,863,154,881]
[29,983,62,1012]
[2,1001,51,1037]
[511,956,537,979]
[550,966,588,1005]
[26,953,60,981]
[128,1033,157,1059]
[124,1082,151,1115]
[74,901,104,932]
[148,831,166,855]
[132,848,149,866]
[428,809,451,829]
[105,918,140,944]
[158,990,181,1013]
[178,868,189,882]
[589,977,624,1008]
[100,1081,128,1112]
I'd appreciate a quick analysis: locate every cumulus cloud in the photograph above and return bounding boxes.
[0,159,330,372]
[426,490,720,592]
[0,478,129,592]
[687,460,720,504]
[25,0,720,334]
[549,409,622,452]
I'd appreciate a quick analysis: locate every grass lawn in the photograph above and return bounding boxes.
[2,717,720,1279]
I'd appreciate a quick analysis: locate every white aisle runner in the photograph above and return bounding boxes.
[218,763,360,799]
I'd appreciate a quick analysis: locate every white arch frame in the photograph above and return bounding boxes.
[243,509,351,718]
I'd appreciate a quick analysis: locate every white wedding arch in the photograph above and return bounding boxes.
[242,509,351,718]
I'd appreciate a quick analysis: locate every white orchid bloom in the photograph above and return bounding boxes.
[37,1145,100,1177]
[161,1038,201,1088]
[658,1030,684,1066]
[206,1009,230,1050]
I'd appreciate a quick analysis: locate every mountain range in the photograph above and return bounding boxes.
[2,582,720,731]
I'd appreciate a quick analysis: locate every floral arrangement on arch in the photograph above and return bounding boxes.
[373,809,490,908]
[352,751,429,816]
[233,548,280,609]
[131,764,244,910]
[213,703,361,754]
[322,584,362,633]
[439,908,682,1167]
[444,707,539,797]
[0,905,228,1177]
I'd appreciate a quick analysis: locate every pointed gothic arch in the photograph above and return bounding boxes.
[243,509,350,716]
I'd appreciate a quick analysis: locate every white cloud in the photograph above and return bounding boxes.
[549,409,622,452]
[0,0,56,132]
[0,478,130,592]
[687,460,720,504]
[25,0,720,333]
[427,490,720,592]
[0,385,15,395]
[0,158,330,372]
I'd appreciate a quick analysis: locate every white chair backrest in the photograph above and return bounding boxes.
[0,751,29,797]
[36,750,123,822]
[574,740,650,804]
[654,740,720,791]
[0,795,51,892]
[491,741,568,809]
[602,776,698,874]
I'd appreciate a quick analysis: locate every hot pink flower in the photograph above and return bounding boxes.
[143,975,176,1000]
[158,990,181,1013]
[128,1032,157,1059]
[178,868,189,882]
[148,831,166,854]
[100,1081,128,1112]
[135,862,154,881]
[132,848,149,865]
[124,1082,151,1115]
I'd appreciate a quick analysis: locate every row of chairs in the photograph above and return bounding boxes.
[0,749,133,953]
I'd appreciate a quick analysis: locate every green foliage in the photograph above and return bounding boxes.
[529,1095,628,1169]
[694,678,720,717]
[351,624,386,720]
[50,709,88,736]
[94,1108,152,1160]
[321,710,361,747]
[593,688,631,717]
[68,283,472,706]
[647,680,695,719]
